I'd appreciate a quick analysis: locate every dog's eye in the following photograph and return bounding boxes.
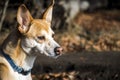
[37,36,45,40]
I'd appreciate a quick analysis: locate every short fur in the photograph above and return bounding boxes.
[0,0,62,80]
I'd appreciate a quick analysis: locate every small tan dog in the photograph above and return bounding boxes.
[0,0,63,80]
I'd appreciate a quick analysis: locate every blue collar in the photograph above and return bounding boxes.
[1,50,31,75]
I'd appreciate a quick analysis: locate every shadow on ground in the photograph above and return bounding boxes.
[32,51,120,80]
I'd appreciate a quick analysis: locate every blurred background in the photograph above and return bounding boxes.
[0,0,120,80]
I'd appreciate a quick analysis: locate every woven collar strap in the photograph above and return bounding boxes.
[1,50,31,75]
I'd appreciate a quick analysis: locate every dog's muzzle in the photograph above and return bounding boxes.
[54,47,63,56]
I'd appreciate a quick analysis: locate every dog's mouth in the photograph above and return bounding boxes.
[27,48,62,59]
[30,45,63,58]
[43,51,59,58]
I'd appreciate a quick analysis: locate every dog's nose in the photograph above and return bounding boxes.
[54,47,63,55]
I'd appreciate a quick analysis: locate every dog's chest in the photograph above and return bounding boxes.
[0,55,33,80]
[3,62,32,80]
[16,73,32,80]
[7,67,32,80]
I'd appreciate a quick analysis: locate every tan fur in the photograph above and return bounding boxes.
[0,63,12,80]
[26,19,50,37]
[0,29,27,80]
[1,29,26,65]
[43,0,54,22]
[0,0,62,80]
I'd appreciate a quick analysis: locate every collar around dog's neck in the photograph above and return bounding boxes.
[1,50,31,76]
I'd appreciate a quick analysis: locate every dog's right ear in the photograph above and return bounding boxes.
[17,4,33,33]
[42,0,54,23]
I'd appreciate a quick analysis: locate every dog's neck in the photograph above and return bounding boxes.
[2,29,36,71]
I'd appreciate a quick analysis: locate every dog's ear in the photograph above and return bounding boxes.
[17,4,33,33]
[42,0,54,23]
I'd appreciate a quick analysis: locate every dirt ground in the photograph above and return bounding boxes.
[32,52,120,80]
[57,10,120,53]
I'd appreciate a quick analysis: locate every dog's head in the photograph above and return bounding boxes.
[17,0,63,58]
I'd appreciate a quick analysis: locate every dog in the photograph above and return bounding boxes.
[0,0,63,80]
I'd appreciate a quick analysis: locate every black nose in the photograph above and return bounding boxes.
[54,47,63,55]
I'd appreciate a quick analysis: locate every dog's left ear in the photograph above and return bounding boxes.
[17,4,33,33]
[42,0,54,23]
